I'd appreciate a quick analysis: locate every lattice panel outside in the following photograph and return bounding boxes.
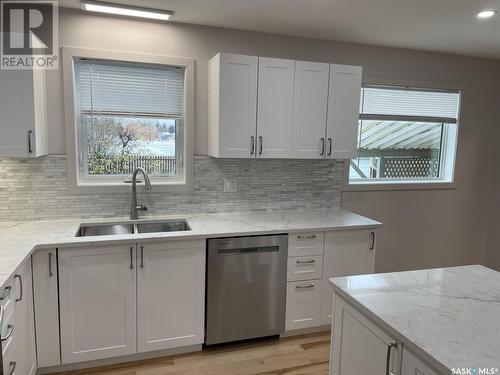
[382,156,439,178]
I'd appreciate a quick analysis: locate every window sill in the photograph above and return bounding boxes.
[343,180,456,192]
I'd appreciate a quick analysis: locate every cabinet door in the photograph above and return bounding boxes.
[285,280,322,331]
[59,245,137,364]
[331,295,400,375]
[321,230,375,325]
[0,70,36,157]
[137,240,205,353]
[401,348,439,375]
[33,249,61,368]
[257,57,295,158]
[209,53,258,158]
[291,61,330,158]
[326,64,362,159]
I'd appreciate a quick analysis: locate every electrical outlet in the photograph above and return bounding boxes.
[223,179,238,193]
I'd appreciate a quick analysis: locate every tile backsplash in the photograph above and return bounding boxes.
[0,155,344,222]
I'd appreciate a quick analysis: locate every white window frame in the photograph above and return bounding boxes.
[344,78,461,192]
[62,47,194,193]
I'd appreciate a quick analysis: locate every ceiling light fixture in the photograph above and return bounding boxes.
[476,9,497,19]
[81,0,173,21]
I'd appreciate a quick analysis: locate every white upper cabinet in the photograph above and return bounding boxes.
[208,53,362,160]
[137,240,205,353]
[326,65,363,159]
[209,53,258,158]
[0,69,47,158]
[256,57,295,158]
[291,61,330,158]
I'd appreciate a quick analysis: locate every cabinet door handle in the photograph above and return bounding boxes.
[1,324,14,341]
[385,341,398,375]
[295,283,315,289]
[129,247,134,269]
[28,130,33,154]
[296,259,315,264]
[370,231,376,250]
[140,246,144,269]
[0,286,11,301]
[49,252,54,277]
[327,138,332,156]
[8,361,16,375]
[320,138,325,156]
[258,136,263,156]
[250,136,255,155]
[297,234,316,240]
[14,274,22,302]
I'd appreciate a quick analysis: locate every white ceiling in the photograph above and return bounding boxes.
[60,0,500,59]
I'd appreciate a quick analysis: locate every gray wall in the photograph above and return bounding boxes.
[44,8,499,272]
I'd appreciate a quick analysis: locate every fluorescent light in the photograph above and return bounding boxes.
[477,9,497,19]
[81,1,173,21]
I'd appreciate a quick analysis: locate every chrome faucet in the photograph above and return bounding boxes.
[130,167,152,220]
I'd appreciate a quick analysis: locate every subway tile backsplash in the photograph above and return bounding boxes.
[0,155,344,222]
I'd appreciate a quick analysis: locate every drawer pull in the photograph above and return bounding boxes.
[8,361,16,375]
[295,283,315,289]
[1,324,14,341]
[0,286,11,301]
[385,340,398,375]
[14,274,22,302]
[297,234,316,240]
[296,259,315,264]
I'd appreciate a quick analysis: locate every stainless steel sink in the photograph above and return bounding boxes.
[75,220,191,237]
[136,220,191,234]
[77,223,135,237]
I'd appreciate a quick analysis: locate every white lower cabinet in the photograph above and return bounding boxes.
[401,348,440,375]
[32,249,61,368]
[331,295,401,375]
[321,230,376,325]
[1,259,37,375]
[59,244,137,364]
[58,239,205,365]
[137,240,205,353]
[285,280,322,331]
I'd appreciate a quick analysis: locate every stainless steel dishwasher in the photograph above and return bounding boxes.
[206,234,288,345]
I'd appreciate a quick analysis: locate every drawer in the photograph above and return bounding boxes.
[1,307,16,353]
[2,331,17,375]
[288,232,324,257]
[287,256,323,281]
[285,279,322,331]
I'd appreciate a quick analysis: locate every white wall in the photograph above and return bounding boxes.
[48,8,500,272]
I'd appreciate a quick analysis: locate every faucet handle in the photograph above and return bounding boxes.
[136,205,148,212]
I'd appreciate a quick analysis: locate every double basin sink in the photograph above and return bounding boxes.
[76,220,191,237]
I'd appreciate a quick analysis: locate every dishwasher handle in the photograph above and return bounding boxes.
[218,246,278,255]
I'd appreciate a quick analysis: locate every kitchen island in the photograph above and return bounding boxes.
[329,265,500,375]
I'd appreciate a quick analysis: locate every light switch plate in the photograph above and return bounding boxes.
[223,179,238,193]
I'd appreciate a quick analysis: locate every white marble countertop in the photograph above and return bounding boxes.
[330,265,500,374]
[0,208,380,289]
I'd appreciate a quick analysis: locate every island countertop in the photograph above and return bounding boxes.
[330,265,500,374]
[0,208,381,289]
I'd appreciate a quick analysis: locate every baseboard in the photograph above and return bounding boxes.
[281,325,331,337]
[36,344,202,374]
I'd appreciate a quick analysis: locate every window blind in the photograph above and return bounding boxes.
[76,59,185,118]
[360,86,460,123]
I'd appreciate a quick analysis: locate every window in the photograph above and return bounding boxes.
[348,85,460,187]
[75,58,185,183]
[63,47,194,193]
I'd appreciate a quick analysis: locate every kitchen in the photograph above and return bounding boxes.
[0,1,499,374]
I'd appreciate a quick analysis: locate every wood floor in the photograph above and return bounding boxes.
[56,332,331,375]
